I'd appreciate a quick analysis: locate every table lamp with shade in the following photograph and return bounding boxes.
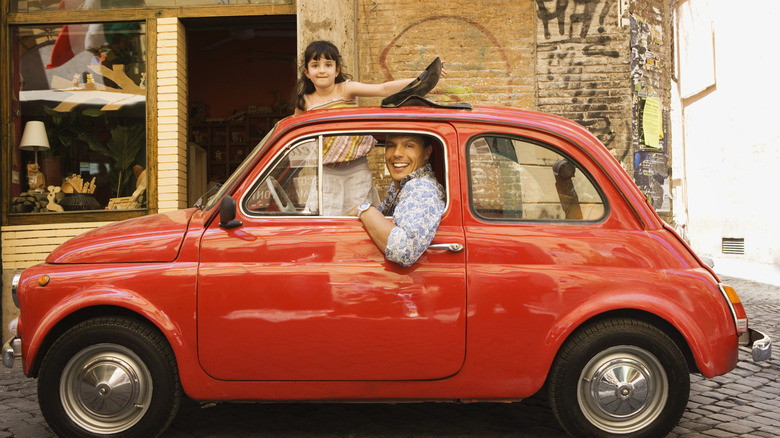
[20,121,50,164]
[20,121,50,192]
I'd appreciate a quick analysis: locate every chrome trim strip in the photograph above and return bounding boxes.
[717,283,741,334]
[317,135,323,213]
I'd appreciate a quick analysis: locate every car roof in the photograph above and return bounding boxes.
[284,105,593,142]
[282,104,608,163]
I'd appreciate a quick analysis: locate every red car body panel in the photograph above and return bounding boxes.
[45,208,196,264]
[15,105,740,404]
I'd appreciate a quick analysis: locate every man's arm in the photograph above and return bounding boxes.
[356,205,394,252]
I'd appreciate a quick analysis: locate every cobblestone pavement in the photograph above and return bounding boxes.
[1,276,778,438]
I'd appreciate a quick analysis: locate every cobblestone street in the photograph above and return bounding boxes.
[2,276,778,438]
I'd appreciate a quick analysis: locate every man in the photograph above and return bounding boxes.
[348,133,446,267]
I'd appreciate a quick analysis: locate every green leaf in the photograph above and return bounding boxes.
[107,124,145,195]
[107,124,144,171]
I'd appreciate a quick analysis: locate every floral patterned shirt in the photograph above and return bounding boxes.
[379,164,445,267]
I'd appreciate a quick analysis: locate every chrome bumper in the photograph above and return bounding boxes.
[745,328,771,362]
[2,337,21,368]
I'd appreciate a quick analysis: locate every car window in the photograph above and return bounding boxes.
[244,132,446,217]
[245,138,319,215]
[468,136,605,221]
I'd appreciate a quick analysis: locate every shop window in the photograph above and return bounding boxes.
[11,22,147,215]
[468,136,605,221]
[11,0,292,13]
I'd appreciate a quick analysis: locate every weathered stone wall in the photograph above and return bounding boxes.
[629,0,673,218]
[355,0,672,213]
[534,0,634,172]
[297,0,358,78]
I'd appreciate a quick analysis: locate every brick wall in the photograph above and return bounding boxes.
[535,0,634,172]
[356,0,536,109]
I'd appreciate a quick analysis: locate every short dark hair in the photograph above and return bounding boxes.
[384,133,431,148]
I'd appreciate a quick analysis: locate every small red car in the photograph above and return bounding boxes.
[4,103,771,438]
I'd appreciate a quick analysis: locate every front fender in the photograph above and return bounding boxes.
[18,263,196,377]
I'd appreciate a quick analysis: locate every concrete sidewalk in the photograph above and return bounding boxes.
[712,257,780,287]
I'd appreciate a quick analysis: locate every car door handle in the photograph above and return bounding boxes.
[428,243,464,253]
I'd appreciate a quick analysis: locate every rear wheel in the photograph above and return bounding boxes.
[548,318,689,438]
[38,317,181,438]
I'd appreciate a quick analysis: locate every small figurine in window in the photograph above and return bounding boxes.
[46,186,64,213]
[27,163,46,192]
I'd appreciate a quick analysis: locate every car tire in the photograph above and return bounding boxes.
[38,316,181,438]
[548,317,689,438]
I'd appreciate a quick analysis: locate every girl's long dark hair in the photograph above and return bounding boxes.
[294,40,352,111]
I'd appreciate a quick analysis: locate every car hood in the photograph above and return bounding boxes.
[46,208,198,264]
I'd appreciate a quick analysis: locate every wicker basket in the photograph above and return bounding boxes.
[60,193,101,211]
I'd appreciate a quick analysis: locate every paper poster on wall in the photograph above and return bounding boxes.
[642,97,662,149]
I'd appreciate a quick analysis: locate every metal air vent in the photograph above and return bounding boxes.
[722,238,745,255]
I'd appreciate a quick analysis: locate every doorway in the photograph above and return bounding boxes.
[184,15,296,204]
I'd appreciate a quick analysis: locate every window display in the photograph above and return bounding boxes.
[11,22,147,214]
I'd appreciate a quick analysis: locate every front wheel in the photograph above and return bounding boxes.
[548,318,690,438]
[38,317,181,438]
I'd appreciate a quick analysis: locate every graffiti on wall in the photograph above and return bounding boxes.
[630,14,670,212]
[535,0,625,156]
[536,0,614,40]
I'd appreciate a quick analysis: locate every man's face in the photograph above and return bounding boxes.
[384,135,432,185]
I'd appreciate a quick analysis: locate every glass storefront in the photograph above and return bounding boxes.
[10,0,291,13]
[11,22,148,214]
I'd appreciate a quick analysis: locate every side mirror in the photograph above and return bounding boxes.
[219,196,243,229]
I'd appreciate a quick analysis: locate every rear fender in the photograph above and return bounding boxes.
[544,290,738,378]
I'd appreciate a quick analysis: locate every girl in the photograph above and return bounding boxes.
[294,40,418,216]
[294,40,416,114]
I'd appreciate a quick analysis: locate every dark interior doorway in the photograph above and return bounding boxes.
[184,15,296,202]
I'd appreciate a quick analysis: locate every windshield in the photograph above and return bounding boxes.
[202,125,278,211]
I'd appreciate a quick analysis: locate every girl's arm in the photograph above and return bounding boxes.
[342,78,416,99]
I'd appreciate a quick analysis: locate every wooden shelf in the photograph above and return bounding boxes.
[190,111,285,184]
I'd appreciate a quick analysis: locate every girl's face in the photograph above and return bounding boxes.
[304,56,339,90]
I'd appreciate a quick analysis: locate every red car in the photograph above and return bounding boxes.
[4,103,771,438]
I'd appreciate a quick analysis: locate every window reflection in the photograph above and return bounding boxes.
[12,23,147,214]
[469,137,606,221]
[11,0,290,13]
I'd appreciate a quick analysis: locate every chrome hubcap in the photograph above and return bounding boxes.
[60,344,152,434]
[591,358,651,416]
[578,346,668,434]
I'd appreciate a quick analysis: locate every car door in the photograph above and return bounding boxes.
[196,124,466,381]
